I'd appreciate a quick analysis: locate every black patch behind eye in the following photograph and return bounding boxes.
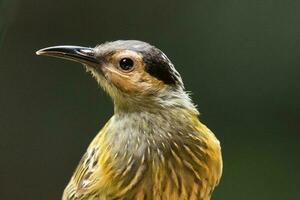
[142,49,179,85]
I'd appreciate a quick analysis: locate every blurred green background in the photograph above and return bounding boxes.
[0,0,299,199]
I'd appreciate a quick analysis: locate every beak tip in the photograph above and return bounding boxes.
[36,49,44,56]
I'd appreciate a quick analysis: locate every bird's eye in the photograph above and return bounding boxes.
[119,58,134,71]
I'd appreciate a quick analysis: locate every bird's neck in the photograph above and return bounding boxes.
[113,89,199,115]
[97,105,200,161]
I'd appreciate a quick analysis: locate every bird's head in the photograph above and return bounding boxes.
[37,40,197,113]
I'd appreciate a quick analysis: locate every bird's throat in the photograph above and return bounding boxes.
[99,108,199,161]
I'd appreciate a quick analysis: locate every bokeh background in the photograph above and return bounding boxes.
[0,0,299,199]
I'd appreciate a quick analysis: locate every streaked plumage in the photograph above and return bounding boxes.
[36,40,222,200]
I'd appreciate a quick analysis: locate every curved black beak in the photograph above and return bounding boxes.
[36,45,99,65]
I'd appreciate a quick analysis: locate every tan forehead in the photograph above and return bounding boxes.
[109,50,144,63]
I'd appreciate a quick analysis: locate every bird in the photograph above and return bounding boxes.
[36,40,223,200]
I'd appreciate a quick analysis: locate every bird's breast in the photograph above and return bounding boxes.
[63,110,222,200]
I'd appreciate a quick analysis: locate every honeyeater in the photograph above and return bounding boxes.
[36,40,222,200]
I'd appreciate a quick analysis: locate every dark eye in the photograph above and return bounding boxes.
[119,58,134,71]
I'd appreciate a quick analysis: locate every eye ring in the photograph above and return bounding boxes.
[119,58,134,71]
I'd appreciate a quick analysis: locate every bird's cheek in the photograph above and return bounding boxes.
[104,71,139,94]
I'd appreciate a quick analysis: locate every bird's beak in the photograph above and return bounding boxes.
[36,45,100,65]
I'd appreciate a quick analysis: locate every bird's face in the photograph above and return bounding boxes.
[93,48,165,94]
[37,40,188,111]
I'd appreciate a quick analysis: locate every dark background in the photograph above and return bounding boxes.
[0,0,299,199]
